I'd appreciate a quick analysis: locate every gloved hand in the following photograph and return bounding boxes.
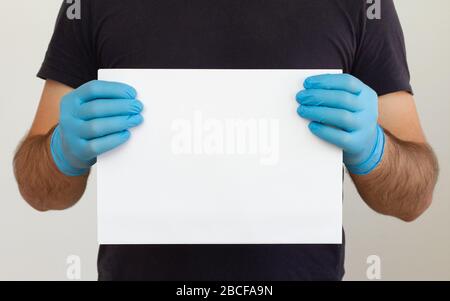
[296,74,385,175]
[50,80,144,176]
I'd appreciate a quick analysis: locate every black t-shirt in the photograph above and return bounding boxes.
[38,0,411,281]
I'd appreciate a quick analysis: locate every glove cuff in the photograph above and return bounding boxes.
[345,125,385,175]
[50,126,89,177]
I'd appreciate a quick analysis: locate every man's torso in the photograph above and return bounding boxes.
[94,0,362,281]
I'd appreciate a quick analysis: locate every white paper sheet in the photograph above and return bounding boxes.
[97,69,342,244]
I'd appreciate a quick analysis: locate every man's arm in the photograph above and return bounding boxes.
[14,80,87,211]
[351,91,439,222]
[297,74,438,222]
[14,79,143,212]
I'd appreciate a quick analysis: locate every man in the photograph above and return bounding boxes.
[14,0,438,280]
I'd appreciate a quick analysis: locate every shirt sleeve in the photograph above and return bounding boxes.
[351,0,412,96]
[37,1,96,88]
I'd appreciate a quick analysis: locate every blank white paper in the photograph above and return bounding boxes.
[97,69,342,244]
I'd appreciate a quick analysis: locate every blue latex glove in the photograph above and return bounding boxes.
[296,74,385,175]
[50,80,144,176]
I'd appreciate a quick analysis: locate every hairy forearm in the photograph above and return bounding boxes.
[13,126,88,211]
[351,130,439,222]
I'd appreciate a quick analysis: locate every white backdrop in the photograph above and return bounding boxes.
[0,0,449,280]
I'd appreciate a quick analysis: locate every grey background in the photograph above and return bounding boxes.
[0,0,449,280]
